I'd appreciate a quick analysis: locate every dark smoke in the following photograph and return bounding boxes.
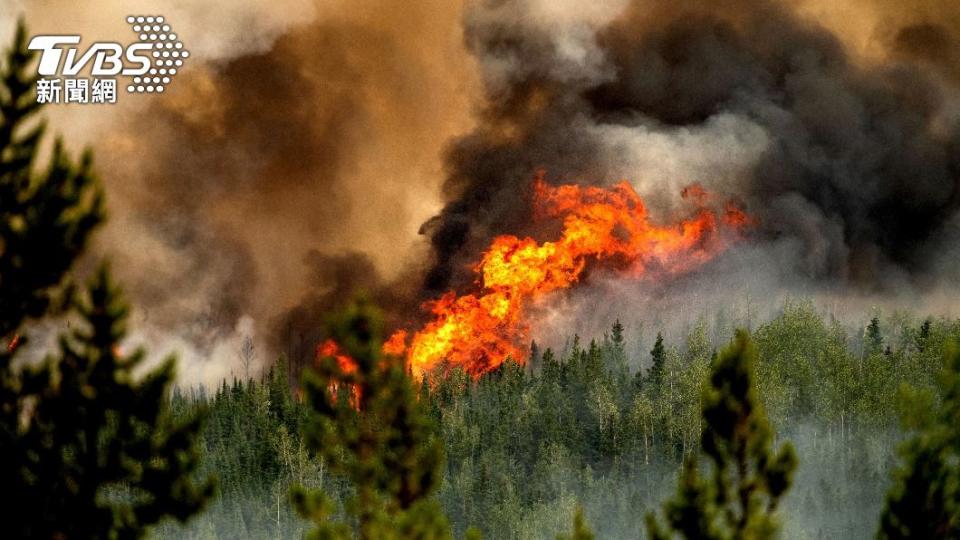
[103,23,367,353]
[28,0,960,383]
[424,0,960,293]
[88,4,476,379]
[268,250,423,370]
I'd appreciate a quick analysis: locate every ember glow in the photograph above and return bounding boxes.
[387,173,751,379]
[7,334,20,354]
[318,339,356,374]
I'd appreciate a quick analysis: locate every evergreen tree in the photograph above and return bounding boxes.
[0,19,102,339]
[877,344,960,539]
[867,317,883,356]
[646,332,666,390]
[3,269,214,538]
[611,319,625,347]
[529,339,541,375]
[608,319,629,381]
[293,298,449,539]
[646,331,797,540]
[0,21,212,537]
[915,319,932,354]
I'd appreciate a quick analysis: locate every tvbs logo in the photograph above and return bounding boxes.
[28,16,189,105]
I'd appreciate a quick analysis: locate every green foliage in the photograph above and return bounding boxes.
[556,507,594,540]
[0,18,103,338]
[162,308,959,539]
[646,332,666,391]
[867,317,883,357]
[646,331,797,540]
[292,298,449,540]
[1,269,214,538]
[0,20,212,538]
[877,344,960,539]
[915,319,932,353]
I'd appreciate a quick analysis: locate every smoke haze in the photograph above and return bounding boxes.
[7,0,960,384]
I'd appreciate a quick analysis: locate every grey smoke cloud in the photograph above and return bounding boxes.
[9,0,960,384]
[425,0,960,289]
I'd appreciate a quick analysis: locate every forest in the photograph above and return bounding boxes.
[155,304,958,539]
[3,15,960,540]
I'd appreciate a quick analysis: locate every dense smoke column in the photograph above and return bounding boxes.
[105,26,364,357]
[89,3,476,380]
[592,1,960,283]
[424,0,960,294]
[419,1,618,296]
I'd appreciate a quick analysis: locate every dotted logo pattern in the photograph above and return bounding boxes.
[124,16,189,94]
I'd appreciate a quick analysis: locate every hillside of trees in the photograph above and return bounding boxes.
[157,302,957,539]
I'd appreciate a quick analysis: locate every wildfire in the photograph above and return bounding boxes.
[316,339,360,404]
[385,173,751,379]
[318,339,356,374]
[315,174,750,380]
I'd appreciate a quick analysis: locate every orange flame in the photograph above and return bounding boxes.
[386,173,751,379]
[316,339,360,405]
[318,339,356,374]
[383,330,408,356]
[7,334,20,354]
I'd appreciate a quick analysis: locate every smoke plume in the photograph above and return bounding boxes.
[10,0,960,383]
[3,0,477,384]
[427,0,960,292]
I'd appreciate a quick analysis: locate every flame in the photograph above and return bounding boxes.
[384,173,751,379]
[7,334,20,354]
[383,330,408,356]
[316,339,360,404]
[315,336,411,406]
[318,339,356,374]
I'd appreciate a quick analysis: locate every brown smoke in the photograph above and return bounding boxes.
[11,0,960,383]
[4,0,479,383]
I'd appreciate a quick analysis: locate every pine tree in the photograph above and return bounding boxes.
[0,20,212,537]
[0,19,103,339]
[611,319,625,347]
[609,319,629,381]
[292,297,449,539]
[877,344,960,539]
[866,317,883,356]
[2,269,214,538]
[915,319,932,353]
[646,331,797,540]
[646,332,666,391]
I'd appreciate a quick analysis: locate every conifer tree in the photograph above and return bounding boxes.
[3,269,214,538]
[646,331,797,540]
[608,319,629,380]
[915,319,932,354]
[611,319,625,347]
[0,20,213,537]
[292,298,449,539]
[866,317,883,356]
[646,332,666,391]
[877,344,960,539]
[0,19,102,338]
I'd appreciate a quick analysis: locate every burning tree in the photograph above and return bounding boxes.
[292,297,449,539]
[646,331,797,540]
[386,174,750,380]
[0,19,212,537]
